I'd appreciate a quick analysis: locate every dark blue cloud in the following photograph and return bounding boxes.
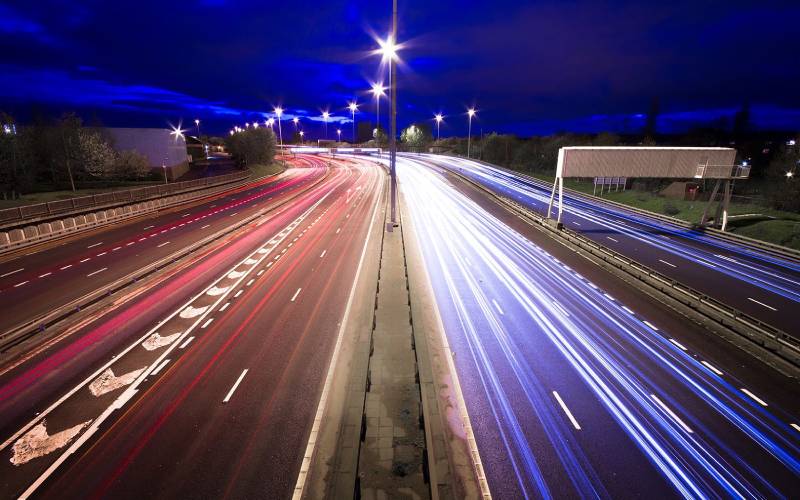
[1,0,798,137]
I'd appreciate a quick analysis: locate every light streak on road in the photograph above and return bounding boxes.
[419,154,800,315]
[390,155,800,498]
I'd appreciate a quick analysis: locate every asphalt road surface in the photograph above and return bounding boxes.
[0,156,385,498]
[0,156,327,338]
[391,154,800,498]
[417,154,800,336]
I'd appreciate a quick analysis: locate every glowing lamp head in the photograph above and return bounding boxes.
[371,83,386,97]
[194,119,200,125]
[348,102,358,112]
[253,122,259,128]
[435,114,443,123]
[230,130,234,135]
[377,36,398,61]
[267,118,275,126]
[337,129,341,135]
[468,108,476,117]
[293,117,299,124]
[787,171,795,178]
[299,131,304,137]
[323,111,330,120]
[274,106,283,118]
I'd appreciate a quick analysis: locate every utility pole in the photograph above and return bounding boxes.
[389,0,398,226]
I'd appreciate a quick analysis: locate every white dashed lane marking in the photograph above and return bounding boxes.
[747,297,777,311]
[223,369,248,403]
[1,268,24,278]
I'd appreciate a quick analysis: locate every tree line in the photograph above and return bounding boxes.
[0,112,152,198]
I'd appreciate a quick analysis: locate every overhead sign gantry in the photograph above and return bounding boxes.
[546,146,750,230]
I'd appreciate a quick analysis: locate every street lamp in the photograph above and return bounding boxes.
[348,101,358,143]
[274,106,284,152]
[467,108,476,158]
[322,111,330,139]
[434,114,443,141]
[337,129,341,142]
[371,83,386,140]
[293,116,299,130]
[194,119,201,137]
[299,130,304,144]
[266,118,275,129]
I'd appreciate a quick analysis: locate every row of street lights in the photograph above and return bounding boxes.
[218,102,476,155]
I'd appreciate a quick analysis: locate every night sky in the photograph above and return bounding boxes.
[1,0,799,138]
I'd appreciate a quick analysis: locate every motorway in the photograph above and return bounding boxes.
[418,154,800,335]
[0,156,385,498]
[392,154,800,498]
[0,156,329,339]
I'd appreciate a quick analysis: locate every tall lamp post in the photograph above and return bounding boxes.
[371,83,385,142]
[348,102,358,143]
[434,114,443,142]
[467,108,476,159]
[274,106,284,150]
[337,129,341,142]
[322,111,330,139]
[299,130,304,144]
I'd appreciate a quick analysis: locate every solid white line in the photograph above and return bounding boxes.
[291,288,302,302]
[293,183,381,499]
[1,268,23,278]
[791,423,800,433]
[223,369,248,403]
[741,388,768,407]
[201,318,214,329]
[86,268,107,277]
[150,358,170,376]
[157,241,171,248]
[651,394,693,433]
[38,272,52,278]
[747,297,777,311]
[320,250,327,258]
[219,302,230,312]
[492,299,504,315]
[14,281,28,287]
[87,242,103,249]
[179,336,195,349]
[606,236,618,243]
[669,338,687,351]
[60,265,72,270]
[659,259,677,268]
[553,391,581,430]
[643,320,658,331]
[701,361,723,376]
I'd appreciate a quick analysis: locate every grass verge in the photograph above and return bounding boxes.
[526,172,800,251]
[248,162,285,179]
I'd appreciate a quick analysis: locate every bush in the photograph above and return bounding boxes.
[663,201,680,216]
[115,150,151,179]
